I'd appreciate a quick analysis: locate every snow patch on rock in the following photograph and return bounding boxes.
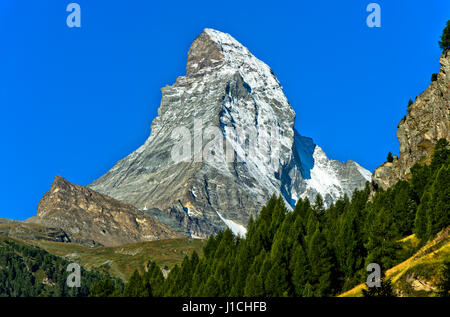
[216,211,247,237]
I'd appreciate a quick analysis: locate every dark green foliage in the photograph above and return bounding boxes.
[390,181,417,236]
[6,138,447,298]
[0,238,113,297]
[387,152,394,163]
[243,273,264,297]
[431,139,450,170]
[431,73,438,82]
[438,261,450,297]
[289,242,309,296]
[438,20,450,51]
[410,163,431,203]
[408,99,413,106]
[123,270,151,297]
[145,260,165,296]
[414,192,429,241]
[89,278,123,297]
[307,227,336,296]
[413,138,450,243]
[426,165,450,238]
[362,277,395,297]
[112,139,449,298]
[365,207,401,270]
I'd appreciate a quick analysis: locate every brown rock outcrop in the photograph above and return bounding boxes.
[373,50,450,189]
[27,176,180,247]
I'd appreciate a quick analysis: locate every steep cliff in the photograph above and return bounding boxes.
[373,50,450,190]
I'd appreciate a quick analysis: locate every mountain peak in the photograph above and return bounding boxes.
[186,28,282,93]
[186,29,225,76]
[51,175,70,188]
[186,28,255,76]
[90,29,371,237]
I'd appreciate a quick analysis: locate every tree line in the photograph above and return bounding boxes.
[90,138,449,297]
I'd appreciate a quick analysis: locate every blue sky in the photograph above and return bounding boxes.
[0,0,448,220]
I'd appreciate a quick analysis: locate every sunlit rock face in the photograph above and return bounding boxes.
[90,29,371,238]
[29,176,180,247]
[373,50,449,190]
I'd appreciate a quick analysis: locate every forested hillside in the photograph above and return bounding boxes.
[0,236,120,297]
[2,139,448,297]
[96,139,449,297]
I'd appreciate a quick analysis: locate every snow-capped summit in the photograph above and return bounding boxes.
[89,29,371,237]
[294,132,372,206]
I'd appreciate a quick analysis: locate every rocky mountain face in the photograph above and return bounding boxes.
[89,28,371,238]
[27,176,180,247]
[373,50,450,190]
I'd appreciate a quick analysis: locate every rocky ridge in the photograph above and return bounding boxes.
[27,176,180,247]
[373,50,450,189]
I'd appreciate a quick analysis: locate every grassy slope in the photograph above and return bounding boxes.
[27,238,206,281]
[339,227,450,297]
[0,218,206,281]
[0,220,65,241]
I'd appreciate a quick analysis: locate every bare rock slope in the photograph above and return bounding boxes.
[27,176,180,247]
[373,50,449,189]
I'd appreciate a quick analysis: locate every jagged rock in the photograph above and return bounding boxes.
[27,176,180,247]
[405,274,437,293]
[373,50,450,189]
[89,29,371,237]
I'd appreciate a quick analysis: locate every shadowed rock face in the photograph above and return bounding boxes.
[28,176,180,247]
[89,28,371,238]
[373,50,450,190]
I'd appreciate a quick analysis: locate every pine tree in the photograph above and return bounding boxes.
[365,208,401,270]
[335,204,366,288]
[289,242,310,296]
[438,261,450,297]
[362,276,395,297]
[387,152,394,163]
[313,194,325,216]
[438,20,450,51]
[431,73,438,82]
[391,181,417,236]
[430,139,449,171]
[123,270,150,297]
[243,273,264,297]
[191,260,207,296]
[414,191,430,242]
[229,243,251,296]
[307,227,335,296]
[89,279,119,297]
[410,163,431,203]
[204,275,219,297]
[426,165,450,238]
[146,261,164,297]
[179,255,194,296]
[163,265,180,296]
[264,261,290,297]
